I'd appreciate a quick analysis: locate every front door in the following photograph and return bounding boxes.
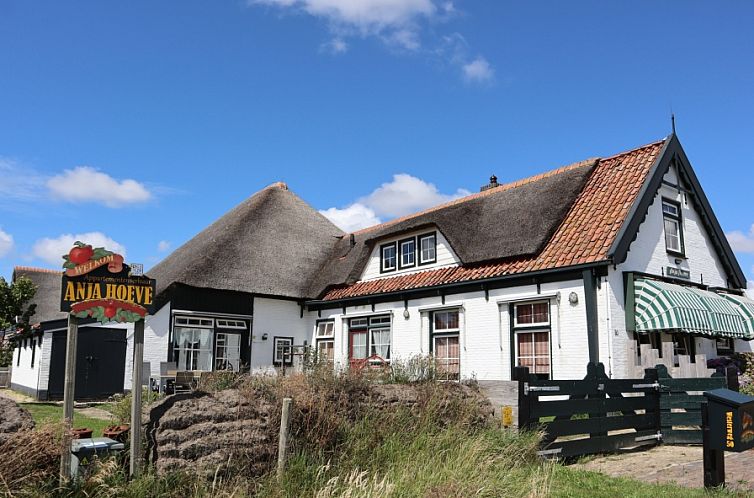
[214,332,242,371]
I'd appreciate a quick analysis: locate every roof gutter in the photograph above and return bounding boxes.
[306,260,610,310]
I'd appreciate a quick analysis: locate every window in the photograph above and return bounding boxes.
[348,315,391,366]
[431,309,460,380]
[514,301,550,327]
[399,238,416,269]
[174,316,214,328]
[214,333,241,371]
[419,233,437,265]
[516,331,550,377]
[273,336,294,366]
[672,333,695,361]
[173,327,213,371]
[316,320,335,365]
[662,199,684,255]
[716,337,735,356]
[381,242,397,272]
[30,338,36,368]
[216,319,246,330]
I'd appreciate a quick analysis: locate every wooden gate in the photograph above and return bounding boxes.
[517,362,735,458]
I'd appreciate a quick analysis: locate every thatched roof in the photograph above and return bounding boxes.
[149,182,344,299]
[306,160,597,297]
[12,267,67,324]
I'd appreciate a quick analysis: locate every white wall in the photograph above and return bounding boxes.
[10,335,43,394]
[123,302,171,389]
[360,228,459,281]
[250,297,310,373]
[309,279,590,381]
[607,163,742,377]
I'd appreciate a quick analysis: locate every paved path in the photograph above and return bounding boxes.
[0,388,33,403]
[574,445,754,491]
[0,388,113,420]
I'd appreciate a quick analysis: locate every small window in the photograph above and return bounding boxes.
[316,321,334,337]
[516,331,550,379]
[672,333,695,362]
[30,338,36,368]
[419,233,437,265]
[433,310,460,332]
[370,328,391,360]
[399,238,416,269]
[349,317,368,329]
[514,302,550,327]
[662,199,684,255]
[716,337,735,356]
[174,316,214,328]
[273,336,294,366]
[381,243,397,272]
[369,315,391,327]
[316,339,335,364]
[216,319,246,330]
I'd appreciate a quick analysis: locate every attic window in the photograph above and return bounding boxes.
[399,238,416,269]
[662,199,684,256]
[419,233,437,265]
[381,242,397,273]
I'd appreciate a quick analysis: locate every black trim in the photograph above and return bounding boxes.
[380,242,397,273]
[418,232,438,266]
[398,237,417,270]
[308,262,609,311]
[609,134,745,289]
[272,336,294,366]
[661,197,685,257]
[583,269,599,365]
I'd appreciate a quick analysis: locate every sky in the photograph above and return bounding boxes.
[1,1,753,287]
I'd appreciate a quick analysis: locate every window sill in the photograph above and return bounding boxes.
[665,250,686,259]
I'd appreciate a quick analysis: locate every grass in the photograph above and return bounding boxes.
[21,402,113,437]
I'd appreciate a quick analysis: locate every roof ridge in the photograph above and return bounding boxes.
[14,266,60,274]
[352,157,599,236]
[600,137,668,161]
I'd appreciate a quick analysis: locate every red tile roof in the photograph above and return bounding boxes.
[321,138,667,301]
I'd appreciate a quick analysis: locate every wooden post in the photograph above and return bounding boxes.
[725,366,739,392]
[514,366,531,430]
[130,319,145,478]
[59,315,79,481]
[277,397,293,480]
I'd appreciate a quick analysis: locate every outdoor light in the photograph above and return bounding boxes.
[403,309,410,319]
[262,333,268,341]
[568,292,579,305]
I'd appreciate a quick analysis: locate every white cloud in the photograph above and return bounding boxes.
[747,280,754,300]
[462,56,494,84]
[0,228,13,258]
[32,232,126,266]
[727,225,754,253]
[157,240,171,252]
[0,158,47,205]
[320,203,382,232]
[249,1,494,82]
[358,173,469,218]
[320,173,469,231]
[47,166,152,208]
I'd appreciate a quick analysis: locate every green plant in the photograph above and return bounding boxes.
[108,388,162,425]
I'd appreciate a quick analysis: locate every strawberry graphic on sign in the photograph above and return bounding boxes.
[62,241,124,277]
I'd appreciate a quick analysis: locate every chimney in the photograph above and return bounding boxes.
[480,174,499,192]
[349,234,356,247]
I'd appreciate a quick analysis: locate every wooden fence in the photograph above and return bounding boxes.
[517,362,735,458]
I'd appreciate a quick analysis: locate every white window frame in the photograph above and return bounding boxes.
[662,199,684,255]
[431,308,461,380]
[216,319,247,330]
[273,336,294,366]
[513,301,551,328]
[316,320,335,338]
[514,329,551,377]
[173,327,213,371]
[399,238,416,269]
[369,327,391,360]
[381,243,397,272]
[174,316,214,328]
[419,233,437,265]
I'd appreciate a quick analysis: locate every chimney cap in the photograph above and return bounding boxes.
[480,174,499,192]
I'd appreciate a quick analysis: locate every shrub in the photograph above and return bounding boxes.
[0,422,63,495]
[109,388,162,425]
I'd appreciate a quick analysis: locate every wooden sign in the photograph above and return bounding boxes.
[59,242,155,323]
[666,266,690,280]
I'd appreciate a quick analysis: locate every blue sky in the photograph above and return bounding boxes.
[1,1,753,286]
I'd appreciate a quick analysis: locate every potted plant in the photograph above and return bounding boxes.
[103,424,130,442]
[71,427,93,439]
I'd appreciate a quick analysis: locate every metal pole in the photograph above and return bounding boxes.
[277,397,293,480]
[130,319,145,478]
[59,314,79,481]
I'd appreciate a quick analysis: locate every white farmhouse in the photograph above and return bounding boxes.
[10,134,753,399]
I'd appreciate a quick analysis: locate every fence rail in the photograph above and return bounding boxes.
[517,362,734,458]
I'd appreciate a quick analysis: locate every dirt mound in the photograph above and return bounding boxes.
[145,378,494,477]
[145,388,278,476]
[0,397,34,444]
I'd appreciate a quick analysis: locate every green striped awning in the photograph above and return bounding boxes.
[720,293,754,338]
[633,279,753,339]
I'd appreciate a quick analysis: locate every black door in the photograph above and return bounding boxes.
[48,327,127,400]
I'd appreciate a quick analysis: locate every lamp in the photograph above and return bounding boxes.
[262,333,268,341]
[403,309,410,319]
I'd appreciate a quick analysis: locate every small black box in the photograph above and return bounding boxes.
[705,388,754,453]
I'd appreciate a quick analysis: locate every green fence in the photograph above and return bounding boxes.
[517,362,734,458]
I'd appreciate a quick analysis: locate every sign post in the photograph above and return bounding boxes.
[58,242,155,481]
[130,319,145,477]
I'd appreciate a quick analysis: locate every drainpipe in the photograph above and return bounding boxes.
[582,269,600,365]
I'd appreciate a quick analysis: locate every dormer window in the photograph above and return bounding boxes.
[399,238,416,269]
[380,242,397,273]
[419,233,437,265]
[662,199,684,256]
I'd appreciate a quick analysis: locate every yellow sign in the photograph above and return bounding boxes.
[502,405,513,428]
[726,411,735,449]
